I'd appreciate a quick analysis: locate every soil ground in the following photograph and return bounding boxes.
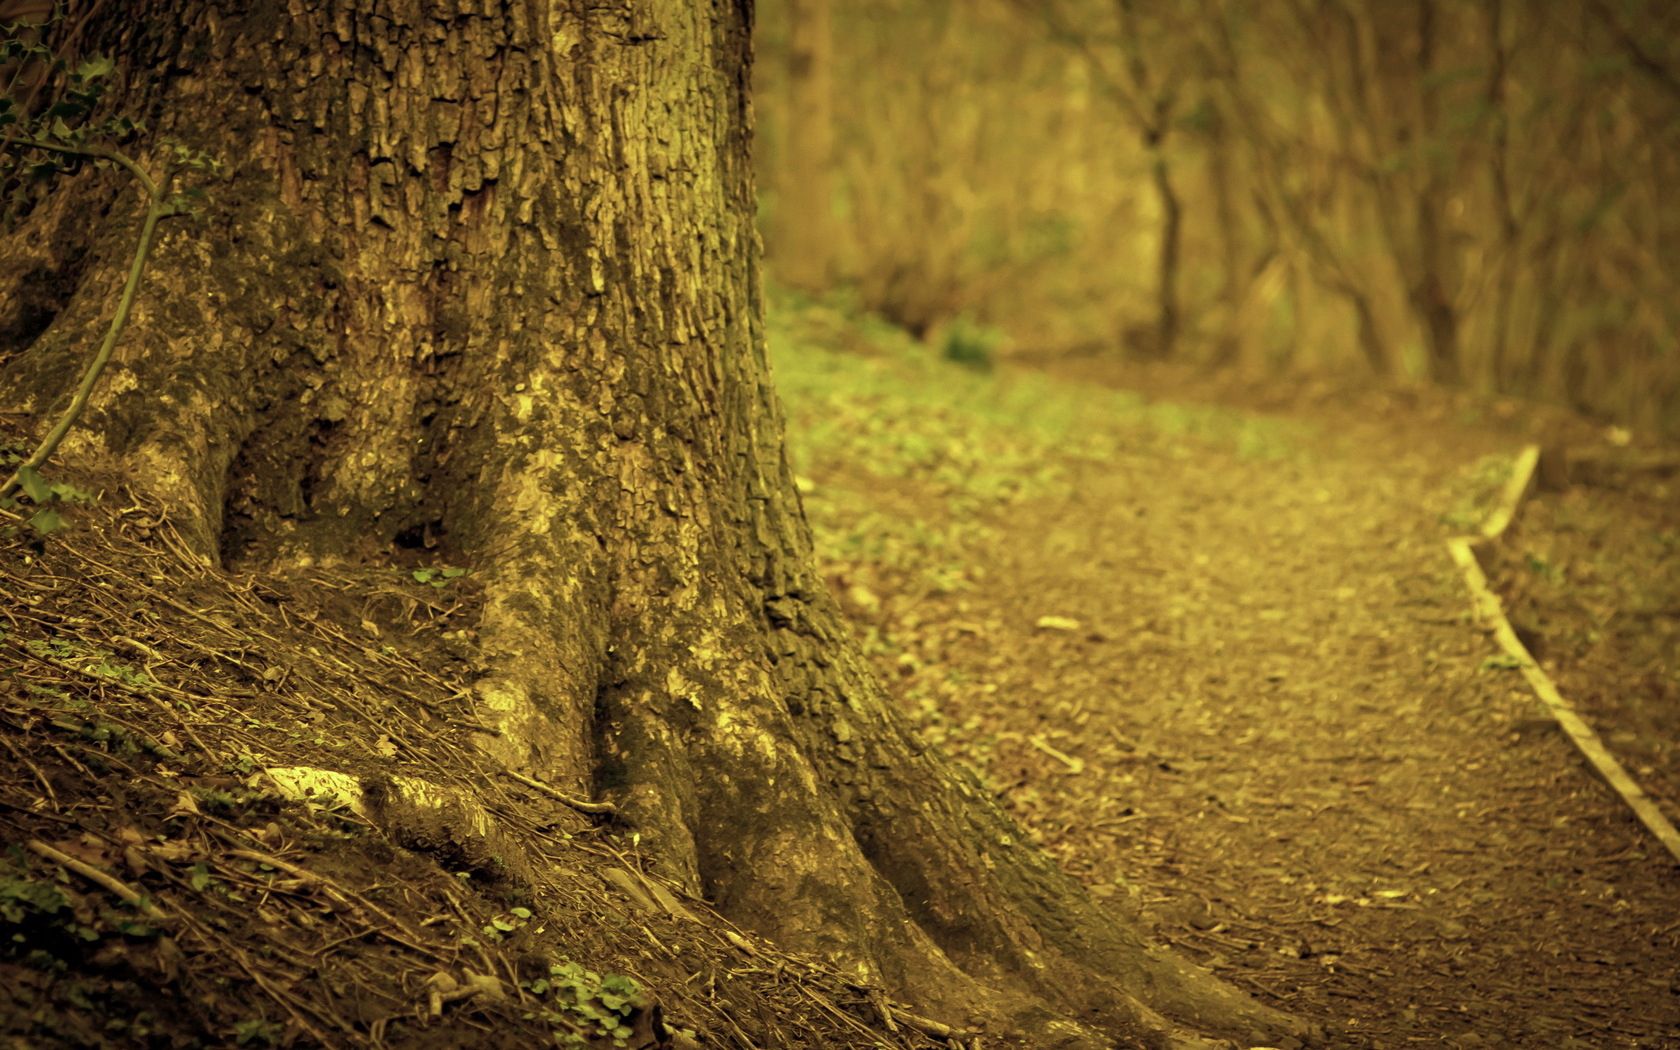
[2,293,1677,1048]
[776,299,1680,1049]
[1483,456,1680,823]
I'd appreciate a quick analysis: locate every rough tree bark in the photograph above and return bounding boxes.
[0,3,1309,1047]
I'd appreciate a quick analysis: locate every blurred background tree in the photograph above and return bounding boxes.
[754,0,1680,435]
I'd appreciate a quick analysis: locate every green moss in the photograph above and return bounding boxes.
[767,286,1299,590]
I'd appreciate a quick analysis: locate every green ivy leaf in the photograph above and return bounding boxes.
[75,55,114,80]
[16,465,51,504]
[599,974,640,998]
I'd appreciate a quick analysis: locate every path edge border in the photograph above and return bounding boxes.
[1447,445,1680,865]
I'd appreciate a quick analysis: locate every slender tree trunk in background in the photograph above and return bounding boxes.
[772,0,835,291]
[1350,0,1464,385]
[1107,0,1183,361]
[1269,187,1390,374]
[1207,103,1245,367]
[1489,250,1519,389]
[1150,144,1183,360]
[1479,0,1517,389]
[1412,265,1461,385]
[1349,287,1388,376]
[1286,218,1390,376]
[1526,231,1568,391]
[1282,251,1310,369]
[0,3,1306,1047]
[1408,0,1462,385]
[1487,168,1521,376]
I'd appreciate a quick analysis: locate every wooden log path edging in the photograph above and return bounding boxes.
[1447,444,1680,865]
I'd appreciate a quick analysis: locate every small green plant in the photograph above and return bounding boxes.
[0,871,69,925]
[23,636,154,693]
[231,1017,281,1046]
[0,855,154,963]
[186,786,246,813]
[0,462,90,536]
[410,566,468,588]
[525,960,648,1048]
[480,904,531,943]
[1525,552,1561,583]
[939,314,1000,371]
[0,15,220,516]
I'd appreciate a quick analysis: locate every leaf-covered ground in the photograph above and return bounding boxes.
[772,292,1680,1048]
[3,291,1676,1049]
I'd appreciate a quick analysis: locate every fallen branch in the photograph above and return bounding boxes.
[500,768,619,816]
[27,837,165,918]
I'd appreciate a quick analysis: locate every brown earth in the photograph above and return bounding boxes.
[806,353,1680,1049]
[1484,453,1680,826]
[4,325,1679,1049]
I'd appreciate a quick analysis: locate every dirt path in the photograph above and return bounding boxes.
[815,367,1680,1047]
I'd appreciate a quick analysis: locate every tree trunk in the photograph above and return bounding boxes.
[1206,102,1245,369]
[1482,0,1519,391]
[1149,146,1183,361]
[1412,262,1461,385]
[1408,0,1461,386]
[0,4,1306,1047]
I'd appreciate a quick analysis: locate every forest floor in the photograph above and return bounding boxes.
[773,294,1680,1049]
[2,292,1676,1050]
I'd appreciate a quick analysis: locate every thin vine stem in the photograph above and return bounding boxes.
[0,135,168,502]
